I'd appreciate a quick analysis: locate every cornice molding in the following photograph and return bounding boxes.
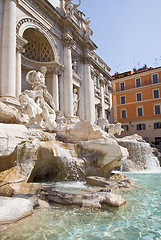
[112,67,161,83]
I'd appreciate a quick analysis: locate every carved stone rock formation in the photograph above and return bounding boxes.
[36,188,126,209]
[0,102,19,124]
[0,197,33,225]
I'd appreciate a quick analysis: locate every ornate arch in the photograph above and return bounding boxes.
[16,17,60,62]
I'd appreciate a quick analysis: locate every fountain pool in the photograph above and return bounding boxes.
[1,173,161,240]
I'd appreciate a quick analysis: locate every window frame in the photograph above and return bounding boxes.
[152,73,159,84]
[136,92,142,102]
[120,82,125,91]
[137,106,144,117]
[153,89,160,99]
[137,123,146,130]
[154,122,161,129]
[135,78,141,87]
[154,104,161,115]
[122,125,129,131]
[120,95,126,104]
[95,75,99,88]
[121,109,127,119]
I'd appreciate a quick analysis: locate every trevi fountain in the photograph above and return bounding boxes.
[0,65,161,240]
[0,0,161,239]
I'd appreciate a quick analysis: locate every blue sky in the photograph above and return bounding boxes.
[77,0,161,75]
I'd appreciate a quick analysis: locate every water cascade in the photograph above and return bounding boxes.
[50,141,86,181]
[118,139,161,172]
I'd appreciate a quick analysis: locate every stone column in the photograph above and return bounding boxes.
[16,36,27,97]
[100,76,105,119]
[83,54,95,123]
[0,0,4,90]
[16,49,21,97]
[59,73,64,113]
[63,34,73,117]
[1,0,16,97]
[16,45,25,97]
[51,67,59,110]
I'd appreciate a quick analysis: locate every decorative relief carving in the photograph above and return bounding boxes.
[16,44,26,54]
[82,53,92,65]
[62,34,74,48]
[99,74,105,87]
[51,67,61,75]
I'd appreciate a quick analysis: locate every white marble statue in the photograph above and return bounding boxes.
[84,18,93,39]
[96,118,124,136]
[108,122,124,136]
[19,66,57,131]
[73,88,79,116]
[72,59,78,73]
[96,118,109,131]
[64,0,81,18]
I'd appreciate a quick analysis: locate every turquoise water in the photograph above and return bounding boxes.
[1,173,161,240]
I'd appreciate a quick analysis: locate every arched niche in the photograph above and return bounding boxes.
[16,17,61,94]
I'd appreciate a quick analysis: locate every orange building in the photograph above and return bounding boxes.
[112,65,161,143]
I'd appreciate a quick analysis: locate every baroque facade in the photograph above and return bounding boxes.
[0,0,112,123]
[112,65,161,143]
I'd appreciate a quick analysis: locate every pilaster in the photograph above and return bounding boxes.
[100,74,105,119]
[0,0,4,93]
[63,33,74,117]
[16,35,27,97]
[51,67,60,110]
[83,53,95,123]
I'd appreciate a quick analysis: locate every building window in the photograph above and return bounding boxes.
[153,89,159,99]
[137,124,146,130]
[122,125,129,131]
[120,96,126,104]
[120,82,125,91]
[152,74,158,84]
[154,105,161,115]
[137,107,143,117]
[135,78,141,87]
[136,92,142,101]
[96,105,101,120]
[104,83,108,94]
[154,122,161,129]
[95,76,99,88]
[121,109,127,118]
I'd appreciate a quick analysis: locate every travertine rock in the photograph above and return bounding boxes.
[0,181,14,197]
[0,123,29,156]
[0,197,33,225]
[0,122,129,189]
[58,120,108,141]
[86,175,134,190]
[37,188,126,209]
[0,102,19,124]
[77,138,128,178]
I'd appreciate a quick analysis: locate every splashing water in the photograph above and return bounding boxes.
[51,141,86,180]
[119,140,161,173]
